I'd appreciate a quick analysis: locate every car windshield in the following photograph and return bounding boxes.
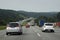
[9,23,19,27]
[45,24,53,26]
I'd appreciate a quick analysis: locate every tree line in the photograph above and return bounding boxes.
[35,12,60,25]
[0,9,24,25]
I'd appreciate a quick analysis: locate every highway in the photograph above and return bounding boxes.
[0,26,60,40]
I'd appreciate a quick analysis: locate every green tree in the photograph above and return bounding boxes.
[57,12,60,21]
[0,9,25,25]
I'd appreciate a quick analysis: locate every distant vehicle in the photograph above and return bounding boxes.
[42,23,55,32]
[6,22,22,35]
[25,23,30,28]
[30,20,35,26]
[39,20,44,27]
[56,22,60,27]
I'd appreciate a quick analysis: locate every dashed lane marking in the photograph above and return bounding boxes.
[37,33,41,37]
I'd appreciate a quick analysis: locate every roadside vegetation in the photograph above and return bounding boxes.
[0,9,60,30]
[0,26,6,30]
[35,12,60,26]
[21,21,27,26]
[0,9,25,30]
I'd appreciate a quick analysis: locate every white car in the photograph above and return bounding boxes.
[6,22,22,35]
[42,23,55,32]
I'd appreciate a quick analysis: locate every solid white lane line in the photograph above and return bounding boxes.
[37,33,41,37]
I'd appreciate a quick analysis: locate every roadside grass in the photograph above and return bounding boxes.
[21,21,27,26]
[0,26,6,30]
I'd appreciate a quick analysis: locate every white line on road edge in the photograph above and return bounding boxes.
[37,33,41,37]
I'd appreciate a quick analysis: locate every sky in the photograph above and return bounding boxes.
[0,0,60,12]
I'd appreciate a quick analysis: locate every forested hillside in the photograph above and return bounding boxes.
[0,9,25,25]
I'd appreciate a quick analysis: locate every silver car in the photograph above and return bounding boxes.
[6,22,22,35]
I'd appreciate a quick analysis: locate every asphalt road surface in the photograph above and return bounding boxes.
[0,26,60,40]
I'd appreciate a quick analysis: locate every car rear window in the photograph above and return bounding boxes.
[45,24,53,26]
[9,23,19,27]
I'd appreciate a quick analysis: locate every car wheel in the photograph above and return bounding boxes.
[18,32,22,35]
[45,29,48,32]
[42,30,45,32]
[20,32,22,35]
[51,30,54,32]
[6,32,8,35]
